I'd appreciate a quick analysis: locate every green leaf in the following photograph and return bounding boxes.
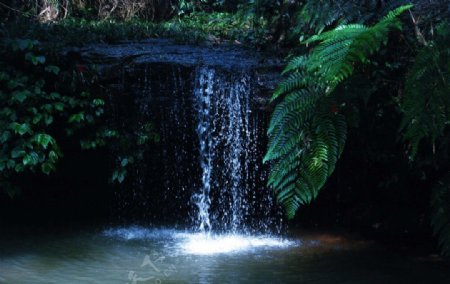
[12,90,31,103]
[49,92,61,100]
[45,65,60,75]
[54,102,65,111]
[34,56,46,65]
[0,131,11,143]
[41,162,55,175]
[7,159,15,169]
[11,149,26,159]
[15,39,37,51]
[45,115,54,126]
[92,99,105,106]
[23,152,39,166]
[32,114,43,124]
[68,113,85,123]
[112,169,127,183]
[95,108,104,117]
[48,150,58,162]
[117,170,126,183]
[25,52,45,65]
[11,123,31,136]
[34,134,54,149]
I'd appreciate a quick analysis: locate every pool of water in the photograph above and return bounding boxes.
[0,226,449,283]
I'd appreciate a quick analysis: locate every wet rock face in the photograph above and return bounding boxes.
[71,38,282,107]
[76,40,283,230]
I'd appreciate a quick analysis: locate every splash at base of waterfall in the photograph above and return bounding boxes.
[179,233,296,255]
[103,227,297,255]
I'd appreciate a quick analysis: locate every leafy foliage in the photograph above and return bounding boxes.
[399,23,450,259]
[265,5,411,218]
[292,0,360,36]
[0,38,104,196]
[265,90,347,218]
[400,23,450,158]
[0,37,160,196]
[304,5,412,89]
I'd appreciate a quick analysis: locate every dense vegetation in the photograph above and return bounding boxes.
[1,0,450,257]
[263,1,450,257]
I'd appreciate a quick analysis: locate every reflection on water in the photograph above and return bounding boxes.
[104,227,297,255]
[0,226,449,283]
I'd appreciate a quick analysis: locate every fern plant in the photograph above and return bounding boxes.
[400,22,450,158]
[265,5,412,218]
[400,22,450,258]
[304,5,412,90]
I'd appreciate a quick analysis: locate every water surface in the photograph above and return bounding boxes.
[0,227,449,283]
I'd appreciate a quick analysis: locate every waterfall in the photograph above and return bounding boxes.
[109,62,281,233]
[193,67,255,233]
[193,68,214,233]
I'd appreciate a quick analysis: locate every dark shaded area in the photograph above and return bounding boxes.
[0,46,280,232]
[0,41,442,247]
[0,143,113,228]
[293,38,438,246]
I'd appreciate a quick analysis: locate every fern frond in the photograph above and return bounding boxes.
[271,72,307,101]
[304,5,411,89]
[282,55,307,75]
[293,0,359,35]
[266,6,409,219]
[267,87,321,135]
[266,95,347,218]
[431,173,450,258]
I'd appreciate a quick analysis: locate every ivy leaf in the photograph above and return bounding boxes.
[0,131,11,143]
[32,114,42,124]
[34,134,54,149]
[95,108,104,117]
[11,149,26,159]
[48,150,58,162]
[45,65,60,75]
[22,152,39,166]
[7,159,15,169]
[41,162,55,175]
[49,92,61,100]
[45,115,54,125]
[34,56,46,65]
[68,113,85,123]
[25,52,45,65]
[112,169,126,183]
[15,163,24,172]
[54,102,65,111]
[15,39,37,51]
[12,90,31,103]
[92,99,105,106]
[11,123,31,136]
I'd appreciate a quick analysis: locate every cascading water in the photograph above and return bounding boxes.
[193,68,214,233]
[192,67,268,234]
[108,60,282,237]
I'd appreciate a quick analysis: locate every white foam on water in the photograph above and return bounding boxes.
[102,227,298,255]
[176,232,297,255]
